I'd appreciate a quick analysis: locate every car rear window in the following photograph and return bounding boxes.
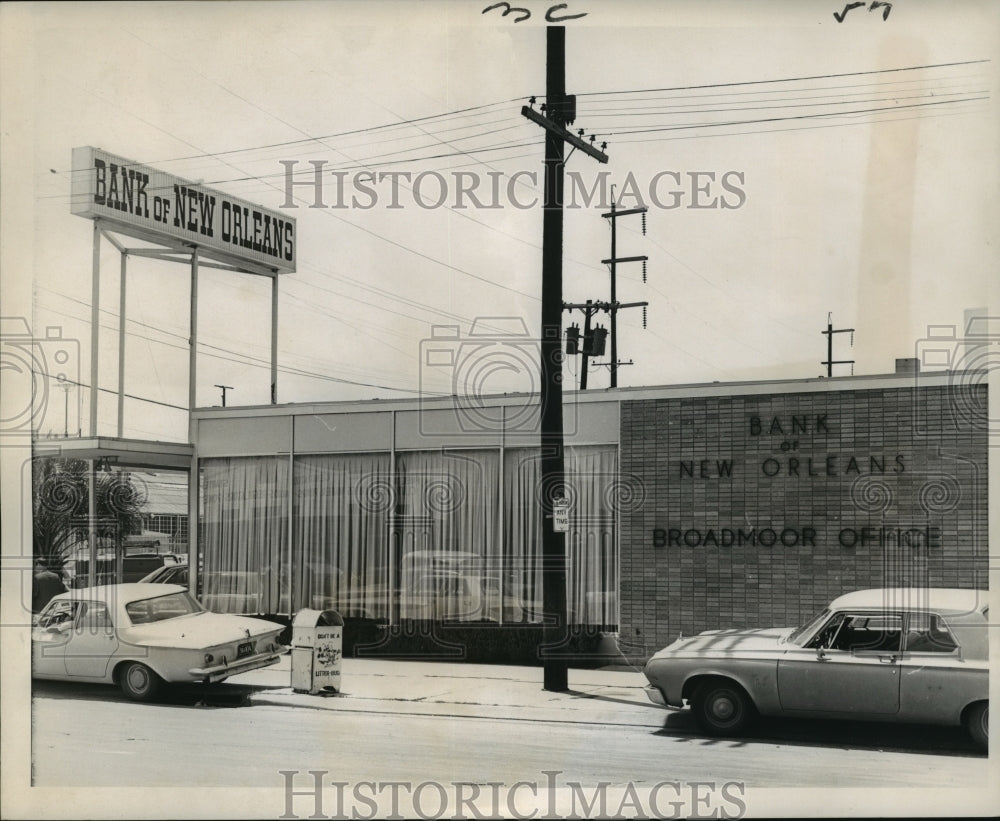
[126,591,202,624]
[905,612,958,653]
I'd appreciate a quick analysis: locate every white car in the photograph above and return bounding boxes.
[643,588,989,750]
[32,583,287,701]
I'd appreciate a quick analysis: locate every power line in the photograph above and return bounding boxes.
[607,101,986,145]
[576,79,984,113]
[573,58,990,97]
[580,89,984,121]
[36,295,439,397]
[575,72,986,108]
[591,95,987,138]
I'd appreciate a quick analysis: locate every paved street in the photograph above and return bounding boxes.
[30,657,991,806]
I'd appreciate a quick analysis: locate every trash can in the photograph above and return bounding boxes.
[291,608,344,695]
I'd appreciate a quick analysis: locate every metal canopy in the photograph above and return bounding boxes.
[33,436,195,471]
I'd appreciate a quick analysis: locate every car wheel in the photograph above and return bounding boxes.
[691,679,756,736]
[965,701,988,751]
[119,661,163,702]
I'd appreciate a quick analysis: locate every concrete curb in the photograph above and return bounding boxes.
[246,688,666,728]
[236,656,666,728]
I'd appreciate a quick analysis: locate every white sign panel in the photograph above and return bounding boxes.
[70,146,296,275]
[552,499,570,533]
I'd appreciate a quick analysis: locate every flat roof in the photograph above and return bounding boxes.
[191,368,966,420]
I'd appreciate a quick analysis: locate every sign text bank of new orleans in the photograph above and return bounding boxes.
[71,146,296,273]
[651,411,942,551]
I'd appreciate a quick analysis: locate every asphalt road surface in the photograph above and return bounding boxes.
[30,678,988,793]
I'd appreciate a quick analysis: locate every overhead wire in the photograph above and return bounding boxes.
[36,288,442,397]
[34,55,993,394]
[588,95,988,138]
[572,58,990,98]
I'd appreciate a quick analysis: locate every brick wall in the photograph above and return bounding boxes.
[618,383,988,656]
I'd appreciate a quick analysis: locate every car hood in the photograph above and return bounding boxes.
[121,612,284,649]
[648,627,795,660]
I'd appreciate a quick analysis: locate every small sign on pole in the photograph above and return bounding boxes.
[552,498,570,533]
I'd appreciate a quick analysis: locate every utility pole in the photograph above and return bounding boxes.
[564,300,649,390]
[821,313,855,377]
[564,300,603,390]
[521,25,607,692]
[601,195,648,387]
[215,384,234,407]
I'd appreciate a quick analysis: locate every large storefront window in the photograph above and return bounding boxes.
[396,450,500,621]
[503,446,619,628]
[293,452,393,619]
[201,456,290,614]
[199,445,619,627]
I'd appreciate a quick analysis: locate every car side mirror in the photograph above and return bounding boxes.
[816,647,828,660]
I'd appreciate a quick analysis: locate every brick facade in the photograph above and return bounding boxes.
[618,383,988,656]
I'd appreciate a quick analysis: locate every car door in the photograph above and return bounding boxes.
[777,611,903,714]
[897,610,980,723]
[64,600,119,678]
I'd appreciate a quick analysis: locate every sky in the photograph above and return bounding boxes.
[2,0,997,446]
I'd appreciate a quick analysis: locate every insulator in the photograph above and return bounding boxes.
[642,306,647,329]
[642,259,647,283]
[641,212,646,235]
[850,331,854,347]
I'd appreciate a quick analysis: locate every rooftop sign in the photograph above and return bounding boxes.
[70,146,296,275]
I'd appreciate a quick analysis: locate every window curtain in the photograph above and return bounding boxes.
[198,445,619,626]
[565,446,619,628]
[200,456,289,614]
[503,446,619,627]
[292,452,392,618]
[502,449,544,623]
[395,450,500,621]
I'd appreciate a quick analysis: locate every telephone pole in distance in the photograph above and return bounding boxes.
[601,198,648,387]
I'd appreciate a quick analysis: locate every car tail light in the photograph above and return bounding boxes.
[204,653,214,664]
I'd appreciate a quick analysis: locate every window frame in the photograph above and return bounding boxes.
[901,610,961,656]
[807,610,904,654]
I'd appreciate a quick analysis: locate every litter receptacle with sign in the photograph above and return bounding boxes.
[291,609,344,694]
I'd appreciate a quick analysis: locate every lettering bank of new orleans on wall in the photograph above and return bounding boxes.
[619,380,986,655]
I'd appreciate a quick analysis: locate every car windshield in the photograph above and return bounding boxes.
[787,607,831,646]
[125,591,203,625]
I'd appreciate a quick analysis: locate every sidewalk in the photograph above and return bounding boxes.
[236,655,665,728]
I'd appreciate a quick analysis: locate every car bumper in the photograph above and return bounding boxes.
[645,684,668,707]
[189,649,286,683]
